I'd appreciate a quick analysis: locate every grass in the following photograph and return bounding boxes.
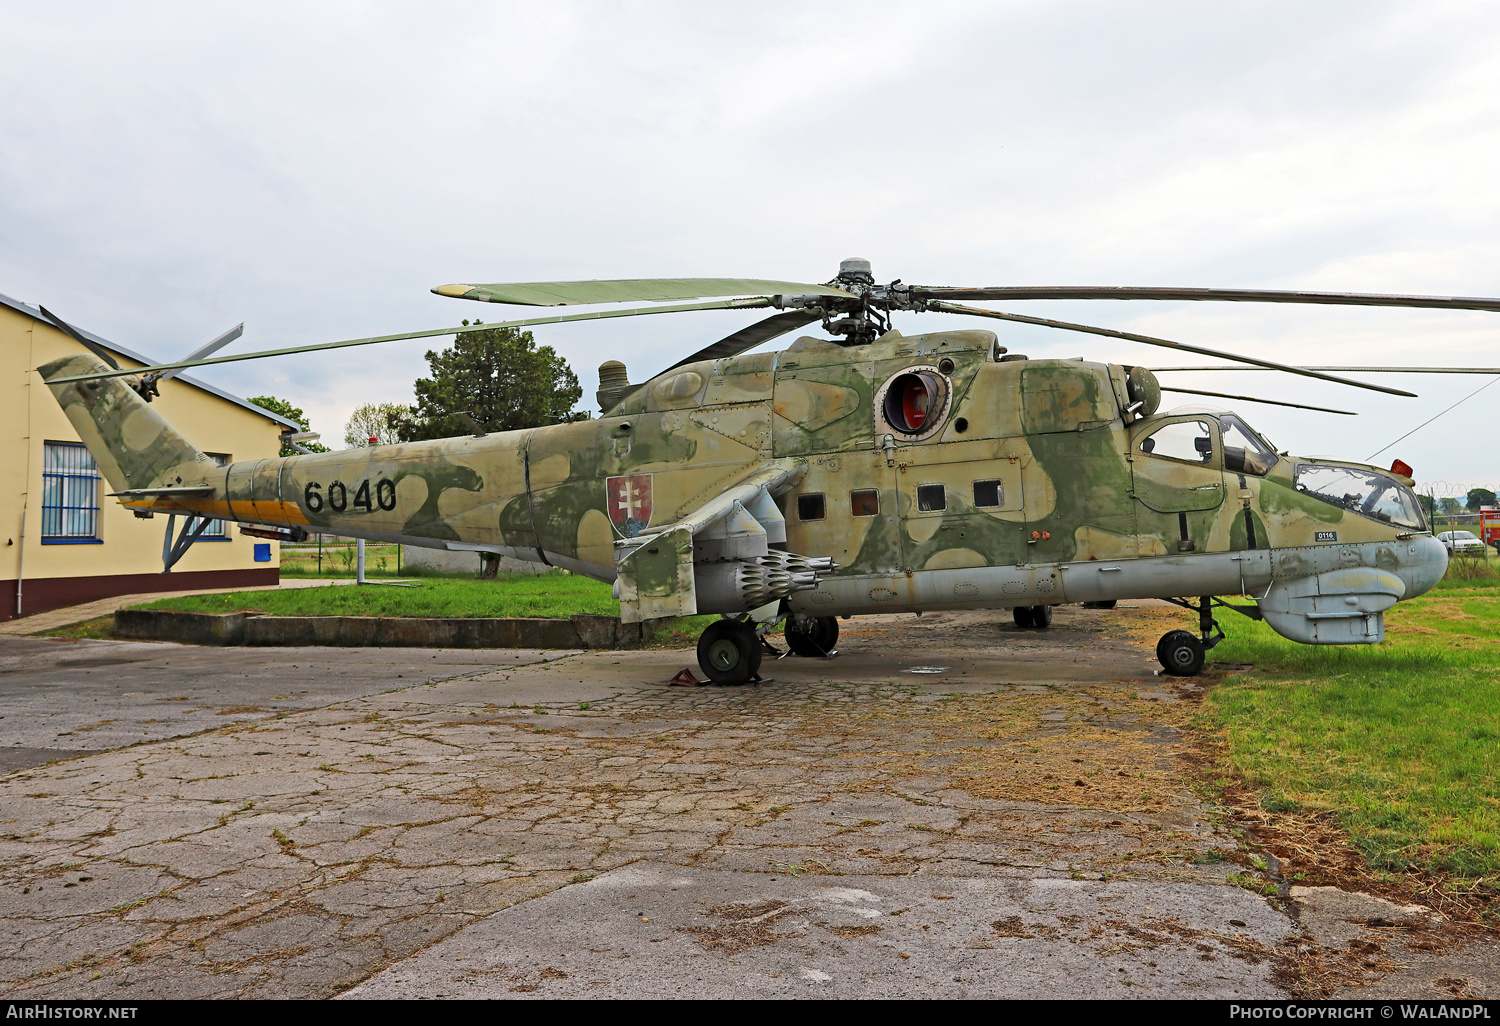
[122,572,715,648]
[1202,554,1500,883]
[135,572,621,619]
[39,615,119,641]
[278,542,451,578]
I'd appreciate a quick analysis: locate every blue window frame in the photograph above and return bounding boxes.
[201,454,231,539]
[41,441,102,544]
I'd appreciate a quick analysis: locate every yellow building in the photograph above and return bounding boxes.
[2,291,299,620]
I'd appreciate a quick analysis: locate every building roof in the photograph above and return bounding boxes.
[1,289,303,432]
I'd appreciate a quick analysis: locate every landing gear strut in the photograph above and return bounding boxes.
[1155,595,1226,676]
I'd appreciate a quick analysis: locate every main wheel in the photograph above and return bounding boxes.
[785,615,839,657]
[1014,605,1052,628]
[1157,629,1206,676]
[696,619,763,685]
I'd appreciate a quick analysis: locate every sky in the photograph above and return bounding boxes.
[2,0,1498,497]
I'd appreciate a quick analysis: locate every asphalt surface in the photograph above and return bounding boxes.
[1,608,1494,999]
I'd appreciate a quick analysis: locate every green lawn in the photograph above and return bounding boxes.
[278,542,422,578]
[126,572,716,647]
[1204,555,1500,883]
[137,572,620,618]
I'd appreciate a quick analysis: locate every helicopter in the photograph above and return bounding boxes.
[38,258,1500,684]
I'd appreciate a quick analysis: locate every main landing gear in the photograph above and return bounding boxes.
[694,611,841,685]
[1012,605,1053,628]
[696,619,764,685]
[784,613,839,657]
[1155,595,1228,676]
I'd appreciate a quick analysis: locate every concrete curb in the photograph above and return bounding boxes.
[114,609,640,649]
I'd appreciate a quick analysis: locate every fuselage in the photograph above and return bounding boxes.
[113,326,1446,637]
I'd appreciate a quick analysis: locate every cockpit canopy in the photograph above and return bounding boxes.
[1294,463,1427,531]
[1136,410,1278,476]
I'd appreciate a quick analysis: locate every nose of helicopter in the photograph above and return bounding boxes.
[1397,534,1449,599]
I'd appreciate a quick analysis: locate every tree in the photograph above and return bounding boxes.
[344,402,407,448]
[249,396,331,457]
[1468,488,1499,511]
[394,323,583,443]
[1440,496,1464,514]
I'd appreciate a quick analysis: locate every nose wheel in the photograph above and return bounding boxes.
[1155,594,1227,676]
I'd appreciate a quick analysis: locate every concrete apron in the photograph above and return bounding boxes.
[0,607,1491,999]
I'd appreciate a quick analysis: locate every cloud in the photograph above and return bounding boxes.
[2,0,1497,487]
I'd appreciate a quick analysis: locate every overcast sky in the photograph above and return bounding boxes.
[3,0,1498,496]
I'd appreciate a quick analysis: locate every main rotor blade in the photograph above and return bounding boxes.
[914,285,1500,313]
[38,306,121,370]
[661,309,823,374]
[152,323,245,384]
[925,301,1417,398]
[1154,365,1500,374]
[47,298,775,385]
[433,277,852,307]
[1159,386,1356,415]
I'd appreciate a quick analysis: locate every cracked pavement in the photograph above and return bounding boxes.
[0,606,1493,998]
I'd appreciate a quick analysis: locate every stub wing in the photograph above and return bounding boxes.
[613,458,836,623]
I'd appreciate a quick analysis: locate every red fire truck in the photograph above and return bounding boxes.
[1482,506,1500,553]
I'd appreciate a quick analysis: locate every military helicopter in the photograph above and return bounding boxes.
[39,259,1500,683]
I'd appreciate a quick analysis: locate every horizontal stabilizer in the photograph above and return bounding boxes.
[108,486,215,498]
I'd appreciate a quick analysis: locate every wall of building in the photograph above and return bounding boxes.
[400,545,550,575]
[2,304,288,619]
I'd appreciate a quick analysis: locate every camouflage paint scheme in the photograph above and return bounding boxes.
[37,326,1447,644]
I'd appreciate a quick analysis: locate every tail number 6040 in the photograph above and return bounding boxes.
[303,479,397,514]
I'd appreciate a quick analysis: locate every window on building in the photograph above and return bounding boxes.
[201,454,231,539]
[850,489,879,517]
[797,493,826,521]
[973,480,1003,507]
[41,441,101,543]
[916,484,946,512]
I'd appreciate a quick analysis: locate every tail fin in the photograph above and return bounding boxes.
[38,355,210,494]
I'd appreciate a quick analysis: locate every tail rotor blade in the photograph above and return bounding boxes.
[925,301,1417,398]
[152,323,245,384]
[38,306,121,370]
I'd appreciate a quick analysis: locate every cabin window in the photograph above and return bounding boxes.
[797,493,826,521]
[1220,415,1278,476]
[850,489,879,517]
[916,484,946,512]
[973,480,1003,507]
[40,441,101,543]
[1138,420,1215,464]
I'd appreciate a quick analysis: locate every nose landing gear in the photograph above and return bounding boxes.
[1155,595,1227,676]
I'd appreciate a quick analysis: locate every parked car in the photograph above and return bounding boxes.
[1438,530,1488,556]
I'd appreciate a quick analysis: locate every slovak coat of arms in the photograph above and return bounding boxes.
[606,474,653,538]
